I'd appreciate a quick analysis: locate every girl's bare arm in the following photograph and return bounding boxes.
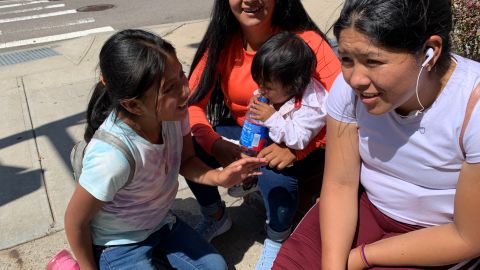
[180,134,267,187]
[65,184,104,270]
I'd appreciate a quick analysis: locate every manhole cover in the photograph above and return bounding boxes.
[76,4,115,12]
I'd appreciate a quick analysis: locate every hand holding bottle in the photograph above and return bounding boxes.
[240,96,269,154]
[249,97,276,122]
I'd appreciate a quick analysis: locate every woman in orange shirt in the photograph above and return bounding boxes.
[186,0,341,268]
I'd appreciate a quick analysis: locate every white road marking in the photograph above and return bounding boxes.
[0,0,50,9]
[0,9,76,24]
[0,26,115,49]
[0,4,65,15]
[0,17,95,35]
[0,0,40,2]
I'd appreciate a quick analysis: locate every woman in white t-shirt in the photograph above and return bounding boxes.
[273,0,480,269]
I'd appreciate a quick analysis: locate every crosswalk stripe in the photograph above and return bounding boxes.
[0,9,76,23]
[0,3,65,15]
[0,17,95,35]
[0,26,115,49]
[0,0,41,2]
[0,0,50,9]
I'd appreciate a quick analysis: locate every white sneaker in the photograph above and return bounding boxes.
[255,239,282,270]
[228,178,259,198]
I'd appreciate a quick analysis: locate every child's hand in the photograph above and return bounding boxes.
[247,94,261,110]
[216,157,268,187]
[249,98,276,122]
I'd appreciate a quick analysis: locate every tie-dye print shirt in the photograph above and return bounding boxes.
[79,111,190,246]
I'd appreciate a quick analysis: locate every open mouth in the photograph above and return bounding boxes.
[243,5,263,14]
[360,92,381,98]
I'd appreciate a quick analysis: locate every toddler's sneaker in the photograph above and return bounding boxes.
[228,177,259,198]
[195,210,232,242]
[255,239,282,270]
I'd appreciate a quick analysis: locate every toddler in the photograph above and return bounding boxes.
[229,31,328,198]
[250,31,327,151]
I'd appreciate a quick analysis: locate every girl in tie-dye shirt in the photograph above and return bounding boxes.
[64,29,266,270]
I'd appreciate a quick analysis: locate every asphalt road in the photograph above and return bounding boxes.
[0,0,214,52]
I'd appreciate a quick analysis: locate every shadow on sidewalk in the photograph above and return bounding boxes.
[0,164,42,207]
[0,112,84,205]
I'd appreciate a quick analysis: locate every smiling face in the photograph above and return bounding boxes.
[141,54,189,123]
[338,27,423,115]
[228,0,275,30]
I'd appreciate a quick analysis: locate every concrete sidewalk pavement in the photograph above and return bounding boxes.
[0,1,343,269]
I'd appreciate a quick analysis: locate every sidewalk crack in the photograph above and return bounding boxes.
[76,35,96,65]
[18,77,56,227]
[162,23,186,37]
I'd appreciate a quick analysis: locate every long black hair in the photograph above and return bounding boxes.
[252,32,316,97]
[333,0,452,74]
[84,29,175,142]
[187,0,328,125]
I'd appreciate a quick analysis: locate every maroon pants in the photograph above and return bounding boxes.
[273,193,476,270]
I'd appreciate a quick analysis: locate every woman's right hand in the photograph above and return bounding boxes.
[211,138,243,167]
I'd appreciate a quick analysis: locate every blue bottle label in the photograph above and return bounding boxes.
[240,119,269,151]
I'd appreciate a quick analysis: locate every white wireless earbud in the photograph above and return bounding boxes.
[411,47,434,117]
[422,48,434,67]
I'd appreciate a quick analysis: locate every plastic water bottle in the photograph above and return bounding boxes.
[228,95,269,197]
[46,249,80,270]
[240,96,269,155]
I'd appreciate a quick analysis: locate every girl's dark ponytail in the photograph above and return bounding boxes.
[84,82,111,142]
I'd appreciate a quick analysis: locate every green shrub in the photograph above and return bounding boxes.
[451,0,480,61]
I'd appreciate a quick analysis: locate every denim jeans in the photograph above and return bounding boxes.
[186,122,325,242]
[93,217,227,270]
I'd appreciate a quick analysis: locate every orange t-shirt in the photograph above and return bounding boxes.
[188,30,341,159]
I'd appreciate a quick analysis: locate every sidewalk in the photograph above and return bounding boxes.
[0,1,343,269]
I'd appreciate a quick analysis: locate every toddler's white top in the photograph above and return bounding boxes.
[264,78,327,150]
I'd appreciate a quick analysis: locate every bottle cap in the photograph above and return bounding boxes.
[257,96,268,103]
